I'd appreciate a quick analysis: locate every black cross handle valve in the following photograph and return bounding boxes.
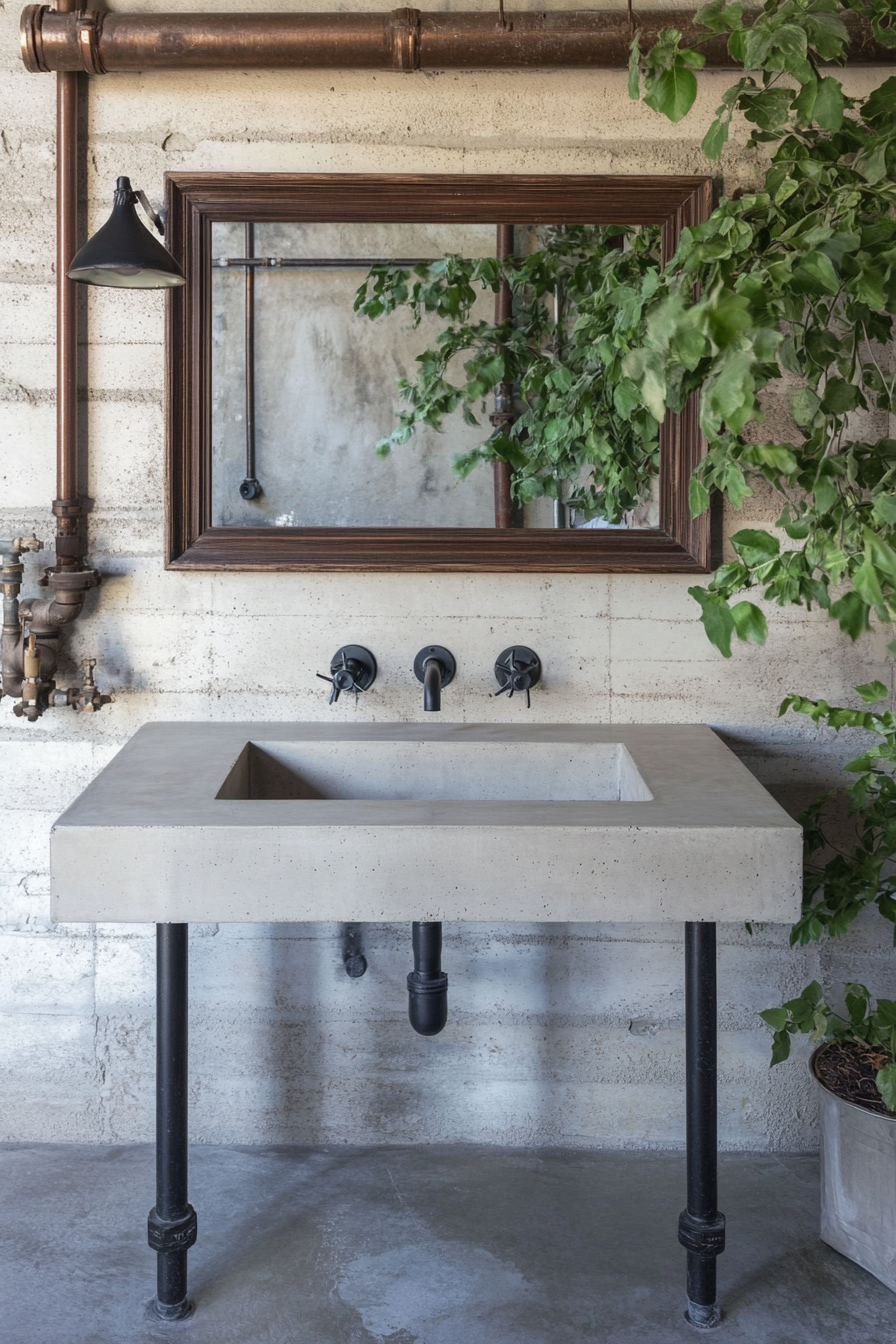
[493,646,542,709]
[316,645,378,704]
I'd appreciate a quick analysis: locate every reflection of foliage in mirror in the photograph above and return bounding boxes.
[354,225,662,523]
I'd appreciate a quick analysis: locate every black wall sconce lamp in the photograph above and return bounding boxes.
[67,176,185,289]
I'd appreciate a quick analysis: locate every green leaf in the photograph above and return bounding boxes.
[864,77,896,128]
[644,65,699,124]
[821,378,860,415]
[731,601,768,645]
[864,530,896,590]
[689,474,710,518]
[872,494,896,526]
[830,591,872,640]
[814,76,845,131]
[730,528,780,567]
[876,1063,896,1113]
[854,136,892,186]
[694,0,743,34]
[792,251,840,297]
[852,556,885,610]
[856,681,889,704]
[702,117,730,161]
[789,386,822,428]
[845,983,870,1025]
[770,1030,792,1066]
[759,1008,789,1030]
[689,586,735,657]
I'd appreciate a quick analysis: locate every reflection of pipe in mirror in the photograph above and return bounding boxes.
[239,222,263,501]
[552,276,566,529]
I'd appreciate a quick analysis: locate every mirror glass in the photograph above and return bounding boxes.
[209,221,660,532]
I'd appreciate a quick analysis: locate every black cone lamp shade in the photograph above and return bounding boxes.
[67,177,185,289]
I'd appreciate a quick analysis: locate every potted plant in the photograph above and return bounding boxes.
[756,686,896,1288]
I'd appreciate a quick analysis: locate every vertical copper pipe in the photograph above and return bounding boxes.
[244,223,256,483]
[55,0,81,570]
[492,223,513,529]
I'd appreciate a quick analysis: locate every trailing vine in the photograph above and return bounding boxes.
[627,0,896,1111]
[627,0,896,655]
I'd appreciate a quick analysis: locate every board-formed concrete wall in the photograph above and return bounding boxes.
[1,0,894,1149]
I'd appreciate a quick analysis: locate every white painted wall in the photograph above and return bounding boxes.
[2,0,894,1149]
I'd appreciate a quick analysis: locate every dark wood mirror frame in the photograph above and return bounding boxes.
[166,172,713,572]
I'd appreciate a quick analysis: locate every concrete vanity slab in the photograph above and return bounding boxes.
[50,723,801,924]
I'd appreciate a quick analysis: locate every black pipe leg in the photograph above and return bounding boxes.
[679,922,725,1329]
[149,923,197,1321]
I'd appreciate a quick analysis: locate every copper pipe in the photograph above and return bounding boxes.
[55,0,81,570]
[21,8,895,74]
[244,222,256,485]
[492,223,513,530]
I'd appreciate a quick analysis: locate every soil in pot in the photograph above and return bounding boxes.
[813,1041,894,1118]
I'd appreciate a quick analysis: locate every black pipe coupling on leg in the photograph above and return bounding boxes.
[677,1208,726,1259]
[147,1204,198,1254]
[407,921,448,1036]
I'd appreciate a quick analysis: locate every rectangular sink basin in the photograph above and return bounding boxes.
[51,723,802,925]
[217,740,654,802]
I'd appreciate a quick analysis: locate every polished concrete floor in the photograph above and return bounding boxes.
[1,1144,891,1344]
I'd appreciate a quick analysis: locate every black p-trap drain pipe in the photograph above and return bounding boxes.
[408,921,448,1036]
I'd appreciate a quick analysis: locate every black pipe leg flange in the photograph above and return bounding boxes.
[685,1298,723,1331]
[679,1208,725,1327]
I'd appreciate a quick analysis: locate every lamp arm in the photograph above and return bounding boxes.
[135,189,165,235]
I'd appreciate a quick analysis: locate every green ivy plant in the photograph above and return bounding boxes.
[626,0,896,656]
[780,683,896,944]
[354,225,663,522]
[760,980,896,1111]
[627,0,896,1110]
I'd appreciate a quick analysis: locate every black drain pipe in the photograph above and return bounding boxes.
[407,921,448,1036]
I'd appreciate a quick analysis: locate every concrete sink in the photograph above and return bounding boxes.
[51,722,802,924]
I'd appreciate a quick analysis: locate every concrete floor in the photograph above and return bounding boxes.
[1,1145,892,1344]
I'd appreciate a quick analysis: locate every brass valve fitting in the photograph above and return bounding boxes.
[12,653,114,721]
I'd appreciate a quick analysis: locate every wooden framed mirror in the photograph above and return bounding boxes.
[165,172,713,572]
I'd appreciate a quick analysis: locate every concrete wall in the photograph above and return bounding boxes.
[2,0,894,1149]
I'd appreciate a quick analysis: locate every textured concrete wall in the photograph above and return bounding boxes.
[1,0,894,1149]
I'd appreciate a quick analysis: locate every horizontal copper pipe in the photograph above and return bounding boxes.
[21,7,895,74]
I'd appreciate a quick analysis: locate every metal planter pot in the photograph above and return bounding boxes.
[811,1045,896,1293]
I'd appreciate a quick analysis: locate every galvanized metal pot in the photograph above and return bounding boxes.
[811,1045,896,1293]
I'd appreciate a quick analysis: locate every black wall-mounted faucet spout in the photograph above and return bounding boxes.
[423,658,441,711]
[413,646,456,713]
[407,921,448,1036]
